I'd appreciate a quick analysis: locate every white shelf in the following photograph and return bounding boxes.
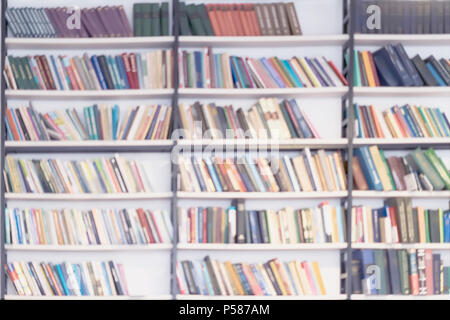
[5,89,174,100]
[353,87,450,97]
[353,138,450,149]
[351,294,450,300]
[178,87,348,98]
[5,244,172,251]
[5,36,174,49]
[176,294,346,300]
[178,243,347,251]
[4,294,172,300]
[177,138,348,149]
[352,243,450,250]
[179,35,349,47]
[352,191,450,199]
[5,192,173,201]
[5,140,173,152]
[177,191,348,199]
[354,34,450,46]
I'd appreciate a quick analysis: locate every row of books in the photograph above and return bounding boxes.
[4,51,173,90]
[133,2,170,37]
[5,6,134,38]
[351,44,450,87]
[179,49,347,89]
[177,256,326,296]
[351,249,450,295]
[5,208,172,246]
[5,103,172,141]
[353,104,450,139]
[4,155,154,194]
[178,201,345,244]
[352,199,450,244]
[5,261,129,296]
[352,146,450,191]
[356,0,450,34]
[179,2,302,36]
[178,150,347,193]
[178,98,319,140]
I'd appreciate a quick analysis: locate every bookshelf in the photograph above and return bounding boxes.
[0,0,449,300]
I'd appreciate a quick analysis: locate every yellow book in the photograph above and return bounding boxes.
[361,51,376,87]
[313,154,327,191]
[331,206,339,243]
[382,111,400,138]
[411,105,431,137]
[226,262,245,295]
[294,261,312,295]
[311,262,327,295]
[288,261,304,295]
[368,145,393,191]
[417,206,427,243]
[269,260,288,295]
[297,57,321,87]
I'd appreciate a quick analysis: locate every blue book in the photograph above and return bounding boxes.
[312,57,334,86]
[385,44,413,86]
[200,261,214,295]
[194,51,203,88]
[55,264,70,295]
[360,249,377,294]
[244,154,266,192]
[305,57,327,86]
[354,147,383,191]
[191,156,206,191]
[61,264,76,295]
[282,59,303,87]
[260,58,286,88]
[336,206,345,243]
[120,107,138,139]
[115,55,129,89]
[400,106,420,137]
[203,158,222,192]
[444,212,450,243]
[144,105,161,140]
[90,55,108,90]
[372,208,381,242]
[112,105,118,140]
[49,55,63,89]
[282,262,299,296]
[72,264,86,296]
[229,56,240,88]
[236,57,252,88]
[114,210,128,244]
[434,108,450,137]
[192,261,208,295]
[289,99,312,138]
[426,62,446,86]
[107,55,119,89]
[91,162,108,194]
[135,53,144,89]
[249,210,260,243]
[393,43,424,86]
[372,47,403,86]
[14,209,23,244]
[250,264,269,295]
[302,153,316,190]
[197,208,203,243]
[101,262,113,295]
[234,264,252,295]
[4,116,14,141]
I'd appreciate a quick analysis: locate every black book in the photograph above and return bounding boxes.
[351,250,362,294]
[14,109,31,140]
[258,210,270,243]
[32,160,52,193]
[387,249,401,294]
[97,55,114,89]
[27,262,45,295]
[411,54,439,86]
[108,261,124,295]
[87,210,101,244]
[425,55,450,85]
[203,256,221,295]
[181,260,199,295]
[393,43,424,86]
[412,207,420,243]
[39,263,57,295]
[233,199,246,243]
[428,209,441,243]
[263,262,282,295]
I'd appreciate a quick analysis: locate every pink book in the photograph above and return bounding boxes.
[252,59,278,88]
[238,57,255,88]
[149,211,164,243]
[43,114,67,139]
[241,264,264,295]
[301,261,317,295]
[117,263,129,296]
[299,108,321,138]
[130,160,145,192]
[424,249,434,295]
[176,262,187,294]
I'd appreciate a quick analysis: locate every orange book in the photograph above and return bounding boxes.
[227,159,247,192]
[69,58,85,90]
[361,51,376,87]
[44,264,63,295]
[269,260,288,295]
[311,262,326,295]
[369,105,385,138]
[206,4,221,36]
[239,4,252,36]
[231,4,245,36]
[241,263,264,295]
[223,5,238,36]
[301,261,317,295]
[226,262,245,295]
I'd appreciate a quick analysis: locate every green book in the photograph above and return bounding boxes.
[150,3,161,36]
[424,148,450,189]
[379,149,396,190]
[439,209,444,243]
[22,57,38,89]
[83,107,93,140]
[142,3,153,36]
[409,148,445,190]
[417,106,435,137]
[179,2,192,36]
[374,250,389,294]
[198,4,214,36]
[186,4,206,36]
[255,103,272,139]
[279,103,297,138]
[160,2,169,36]
[397,249,411,294]
[424,210,431,242]
[187,52,195,88]
[133,3,143,36]
[8,56,24,89]
[345,50,361,87]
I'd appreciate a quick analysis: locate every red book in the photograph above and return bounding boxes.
[206,4,221,36]
[238,4,251,36]
[409,250,420,295]
[189,208,195,243]
[202,208,207,243]
[231,4,244,36]
[121,53,135,89]
[63,62,79,90]
[367,52,381,86]
[327,59,349,86]
[388,206,400,243]
[6,109,20,140]
[215,5,227,36]
[129,53,139,89]
[137,208,155,243]
[392,106,411,137]
[424,249,434,295]
[223,5,237,36]
[248,4,261,35]
[302,261,317,295]
[241,264,264,295]
[149,211,163,243]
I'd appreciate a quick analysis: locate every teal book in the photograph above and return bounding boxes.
[434,108,450,136]
[282,59,303,87]
[203,158,222,192]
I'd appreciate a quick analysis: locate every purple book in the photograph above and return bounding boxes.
[260,58,286,88]
[304,57,327,87]
[117,5,133,37]
[81,8,95,37]
[60,7,80,37]
[91,7,108,37]
[312,57,334,87]
[111,6,126,37]
[96,6,115,37]
[44,8,63,37]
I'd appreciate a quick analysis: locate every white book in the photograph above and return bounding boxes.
[32,261,52,296]
[82,262,95,296]
[20,262,40,295]
[160,210,173,241]
[322,204,333,242]
[304,148,322,191]
[374,106,393,138]
[313,207,325,243]
[152,210,171,244]
[362,207,370,243]
[228,207,236,243]
[65,263,82,296]
[283,155,301,192]
[178,208,187,243]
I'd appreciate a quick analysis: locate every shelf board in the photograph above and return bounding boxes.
[352,191,450,199]
[5,89,174,100]
[176,294,346,300]
[5,36,174,49]
[353,87,450,97]
[178,87,348,98]
[354,34,450,46]
[353,138,450,149]
[177,191,348,199]
[4,294,172,300]
[351,294,450,300]
[179,35,349,47]
[5,140,173,153]
[5,192,173,201]
[177,138,348,149]
[352,243,450,250]
[177,243,347,250]
[5,244,172,251]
